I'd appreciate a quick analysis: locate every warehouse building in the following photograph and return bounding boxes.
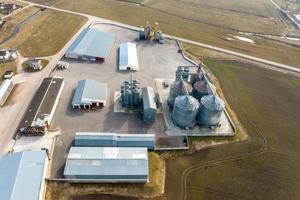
[0,79,14,106]
[64,147,149,183]
[119,42,139,71]
[0,150,47,200]
[142,87,157,122]
[75,132,155,150]
[18,77,64,136]
[65,28,115,62]
[72,79,108,109]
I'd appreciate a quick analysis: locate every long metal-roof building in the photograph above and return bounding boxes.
[0,150,47,200]
[142,87,157,122]
[18,77,64,136]
[0,79,13,106]
[64,147,149,183]
[119,42,139,71]
[75,132,155,150]
[72,79,108,109]
[65,28,115,62]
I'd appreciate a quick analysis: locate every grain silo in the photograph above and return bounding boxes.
[167,81,192,108]
[197,95,225,126]
[192,80,209,101]
[120,74,141,108]
[172,95,200,129]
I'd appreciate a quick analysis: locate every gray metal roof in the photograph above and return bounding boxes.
[67,28,115,59]
[0,150,47,200]
[76,132,155,142]
[201,94,225,111]
[142,87,157,110]
[64,147,148,178]
[72,80,108,105]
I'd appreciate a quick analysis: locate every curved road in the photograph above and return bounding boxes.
[0,10,41,45]
[17,0,300,75]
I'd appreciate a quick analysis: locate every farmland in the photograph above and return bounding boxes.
[156,59,300,200]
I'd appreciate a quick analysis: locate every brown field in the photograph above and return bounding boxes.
[2,7,87,57]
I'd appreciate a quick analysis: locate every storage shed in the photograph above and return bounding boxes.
[0,150,47,200]
[65,28,115,62]
[119,42,139,71]
[18,77,64,136]
[75,132,155,150]
[141,87,157,122]
[0,79,13,106]
[72,80,108,109]
[64,147,149,183]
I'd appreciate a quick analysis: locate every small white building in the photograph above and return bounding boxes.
[0,79,14,106]
[119,42,139,71]
[0,49,10,60]
[29,58,42,71]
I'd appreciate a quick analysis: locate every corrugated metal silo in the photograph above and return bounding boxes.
[167,81,192,108]
[197,95,225,126]
[172,95,200,129]
[192,80,209,101]
[132,88,141,107]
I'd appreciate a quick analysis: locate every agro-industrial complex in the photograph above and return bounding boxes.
[0,14,236,199]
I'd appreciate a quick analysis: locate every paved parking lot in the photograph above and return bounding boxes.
[50,23,191,177]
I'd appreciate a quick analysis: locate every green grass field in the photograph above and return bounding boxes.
[2,8,87,57]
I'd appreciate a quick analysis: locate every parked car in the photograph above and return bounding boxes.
[3,70,13,79]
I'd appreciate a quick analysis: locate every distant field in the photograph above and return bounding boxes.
[274,0,300,11]
[2,8,87,57]
[145,0,285,33]
[50,0,300,67]
[157,59,300,200]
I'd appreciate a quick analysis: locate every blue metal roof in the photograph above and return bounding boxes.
[64,147,148,181]
[66,28,115,59]
[72,80,108,105]
[0,151,47,200]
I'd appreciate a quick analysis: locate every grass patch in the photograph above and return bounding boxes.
[46,152,165,200]
[22,59,49,72]
[0,6,40,44]
[0,61,17,80]
[3,7,87,57]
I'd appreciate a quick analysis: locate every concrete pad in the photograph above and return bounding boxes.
[155,79,235,136]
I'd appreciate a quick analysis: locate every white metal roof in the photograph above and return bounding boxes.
[119,42,139,71]
[0,79,12,100]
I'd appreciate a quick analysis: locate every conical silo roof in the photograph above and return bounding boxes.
[201,95,224,111]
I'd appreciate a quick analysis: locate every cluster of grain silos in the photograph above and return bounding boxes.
[172,95,200,129]
[121,75,141,109]
[168,66,225,129]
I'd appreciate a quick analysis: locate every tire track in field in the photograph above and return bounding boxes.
[180,113,269,200]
